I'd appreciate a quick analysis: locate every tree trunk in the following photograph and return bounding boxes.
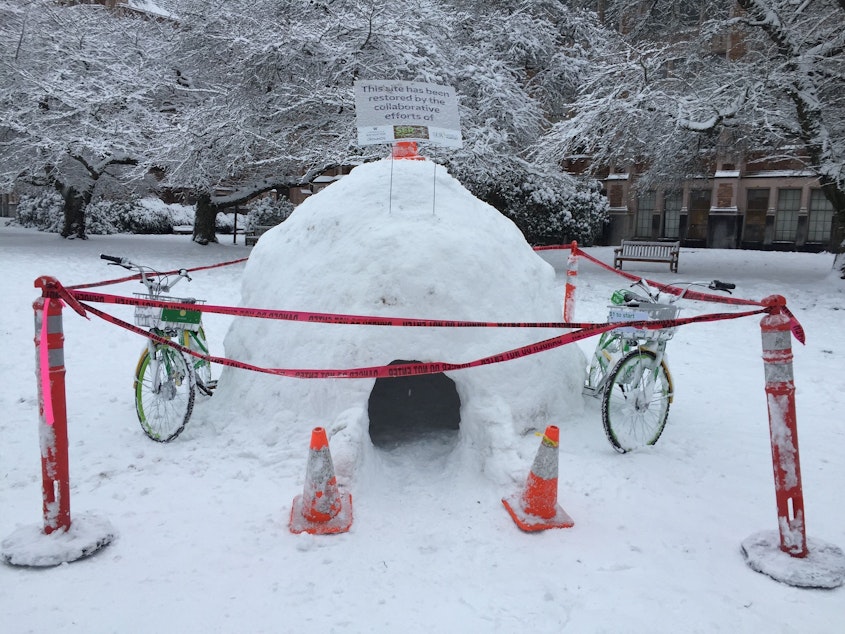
[819,180,845,277]
[831,214,845,278]
[193,193,219,245]
[56,183,92,239]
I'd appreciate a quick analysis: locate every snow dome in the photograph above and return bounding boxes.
[216,157,585,483]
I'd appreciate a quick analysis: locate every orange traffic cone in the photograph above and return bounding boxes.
[391,140,425,160]
[502,425,574,532]
[289,427,353,535]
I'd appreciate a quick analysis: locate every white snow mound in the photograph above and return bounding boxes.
[216,158,585,483]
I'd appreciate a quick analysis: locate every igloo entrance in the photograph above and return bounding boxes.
[367,360,461,447]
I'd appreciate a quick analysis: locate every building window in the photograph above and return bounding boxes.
[663,192,681,239]
[807,189,833,243]
[744,189,769,243]
[607,183,624,208]
[635,191,655,238]
[775,189,801,241]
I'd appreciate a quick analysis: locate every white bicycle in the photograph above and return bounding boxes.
[101,254,215,442]
[584,278,735,453]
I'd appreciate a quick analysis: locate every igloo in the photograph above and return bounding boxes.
[217,157,585,483]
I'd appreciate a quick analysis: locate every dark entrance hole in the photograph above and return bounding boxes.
[368,360,461,447]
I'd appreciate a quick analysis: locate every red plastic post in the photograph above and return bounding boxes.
[563,241,578,322]
[760,295,807,557]
[33,281,71,534]
[392,141,425,160]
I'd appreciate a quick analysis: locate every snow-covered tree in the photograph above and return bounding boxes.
[537,0,845,272]
[2,0,611,244]
[157,0,610,244]
[0,0,176,237]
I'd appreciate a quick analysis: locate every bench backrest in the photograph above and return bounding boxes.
[621,241,678,257]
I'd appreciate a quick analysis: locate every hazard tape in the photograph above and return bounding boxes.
[534,244,805,342]
[534,244,762,307]
[65,287,605,330]
[69,292,767,379]
[68,257,248,290]
[32,243,799,381]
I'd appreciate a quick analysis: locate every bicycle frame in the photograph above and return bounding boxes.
[135,327,188,395]
[586,333,670,399]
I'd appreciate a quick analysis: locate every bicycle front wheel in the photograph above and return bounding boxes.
[134,344,195,442]
[601,349,672,453]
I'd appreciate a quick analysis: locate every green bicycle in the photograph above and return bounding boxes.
[101,254,215,442]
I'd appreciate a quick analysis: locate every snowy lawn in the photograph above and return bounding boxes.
[1,223,844,632]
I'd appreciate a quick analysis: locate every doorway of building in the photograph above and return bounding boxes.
[687,189,711,242]
[367,360,461,448]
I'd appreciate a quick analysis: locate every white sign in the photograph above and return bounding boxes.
[354,80,463,148]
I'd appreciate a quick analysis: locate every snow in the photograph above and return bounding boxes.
[220,159,585,486]
[2,159,845,630]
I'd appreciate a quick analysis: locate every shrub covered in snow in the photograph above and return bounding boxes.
[12,194,243,235]
[84,198,169,234]
[15,192,64,233]
[243,196,295,231]
[498,177,609,246]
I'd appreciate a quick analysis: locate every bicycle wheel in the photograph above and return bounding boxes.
[601,349,672,453]
[134,344,195,442]
[184,327,213,390]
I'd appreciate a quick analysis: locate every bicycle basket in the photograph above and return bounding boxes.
[607,302,680,340]
[134,294,204,332]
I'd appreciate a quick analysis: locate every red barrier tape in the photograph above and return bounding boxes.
[68,257,249,290]
[534,244,805,342]
[68,292,766,379]
[536,245,762,307]
[33,241,800,381]
[67,288,606,329]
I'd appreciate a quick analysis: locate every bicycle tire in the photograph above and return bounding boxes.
[134,344,195,442]
[184,327,212,390]
[601,349,672,453]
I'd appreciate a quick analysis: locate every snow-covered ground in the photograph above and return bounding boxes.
[1,220,844,632]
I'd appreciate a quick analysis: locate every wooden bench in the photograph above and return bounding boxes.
[614,240,680,273]
[244,225,276,247]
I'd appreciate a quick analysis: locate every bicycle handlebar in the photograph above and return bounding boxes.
[99,254,191,291]
[709,280,735,293]
[622,278,737,305]
[100,253,128,266]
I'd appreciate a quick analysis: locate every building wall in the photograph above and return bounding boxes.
[600,163,833,252]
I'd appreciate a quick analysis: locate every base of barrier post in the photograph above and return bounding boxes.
[741,530,845,589]
[2,512,115,567]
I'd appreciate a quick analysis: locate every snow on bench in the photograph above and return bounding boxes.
[614,240,680,273]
